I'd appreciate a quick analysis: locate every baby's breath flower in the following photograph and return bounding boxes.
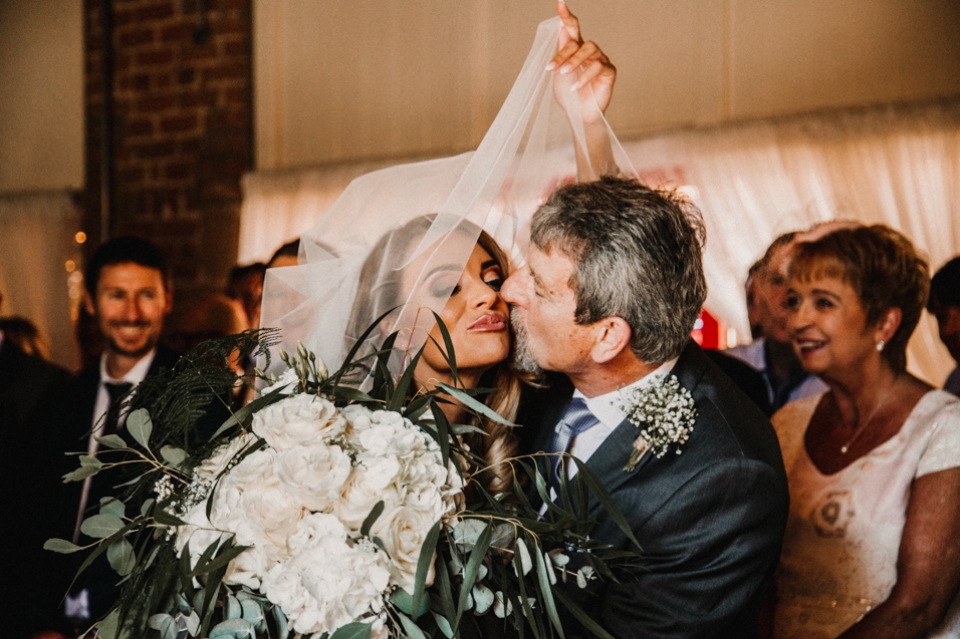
[618,374,697,471]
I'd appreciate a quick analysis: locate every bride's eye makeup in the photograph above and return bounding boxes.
[483,266,504,291]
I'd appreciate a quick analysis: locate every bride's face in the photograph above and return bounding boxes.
[414,243,510,385]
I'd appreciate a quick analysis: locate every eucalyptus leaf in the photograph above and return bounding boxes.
[395,611,427,639]
[99,497,125,518]
[95,433,127,449]
[210,618,254,638]
[140,498,155,518]
[515,538,533,576]
[153,508,187,527]
[80,513,124,539]
[329,622,372,639]
[454,523,492,629]
[535,546,564,638]
[271,604,289,639]
[96,609,120,639]
[148,613,173,630]
[126,407,153,449]
[410,520,441,620]
[79,455,103,468]
[185,610,201,636]
[160,445,187,467]
[240,598,264,626]
[432,612,454,639]
[43,538,83,553]
[389,589,429,617]
[472,584,494,615]
[63,465,100,482]
[106,537,136,576]
[225,594,241,619]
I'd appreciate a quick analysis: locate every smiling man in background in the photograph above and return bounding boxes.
[47,235,181,630]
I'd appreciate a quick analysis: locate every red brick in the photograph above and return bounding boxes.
[179,89,217,108]
[160,23,193,43]
[118,27,155,48]
[119,73,150,91]
[118,165,145,183]
[154,72,174,89]
[135,94,175,113]
[130,140,176,159]
[221,40,248,58]
[201,62,248,83]
[136,48,174,66]
[177,68,197,85]
[124,118,154,137]
[223,86,248,104]
[115,53,133,72]
[113,7,137,28]
[183,45,218,63]
[223,0,250,11]
[164,161,193,181]
[160,114,199,134]
[136,1,175,22]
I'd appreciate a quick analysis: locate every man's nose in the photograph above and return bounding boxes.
[500,272,525,307]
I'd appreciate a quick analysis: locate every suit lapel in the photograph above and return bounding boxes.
[582,341,708,504]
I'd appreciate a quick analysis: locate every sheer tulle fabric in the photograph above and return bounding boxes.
[259,16,635,380]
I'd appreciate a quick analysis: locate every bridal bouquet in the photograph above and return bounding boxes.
[49,328,637,639]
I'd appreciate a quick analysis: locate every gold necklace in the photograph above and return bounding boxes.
[839,378,897,455]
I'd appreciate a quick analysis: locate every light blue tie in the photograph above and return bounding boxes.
[547,397,596,492]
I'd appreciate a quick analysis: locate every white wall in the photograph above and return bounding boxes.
[0,0,84,193]
[253,0,960,171]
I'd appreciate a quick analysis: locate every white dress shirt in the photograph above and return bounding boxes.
[564,356,679,479]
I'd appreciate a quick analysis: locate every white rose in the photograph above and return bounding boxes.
[236,482,305,550]
[371,506,439,591]
[262,537,390,635]
[337,457,403,529]
[224,545,271,590]
[402,481,446,520]
[275,443,352,512]
[287,513,347,554]
[195,431,258,480]
[252,394,346,451]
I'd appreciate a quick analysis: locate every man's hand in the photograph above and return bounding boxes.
[547,2,616,118]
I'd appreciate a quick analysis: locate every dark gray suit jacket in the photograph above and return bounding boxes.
[517,340,789,639]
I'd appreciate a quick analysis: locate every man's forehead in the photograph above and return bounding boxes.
[98,262,165,288]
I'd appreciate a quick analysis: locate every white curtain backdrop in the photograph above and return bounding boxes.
[0,190,82,369]
[239,98,960,386]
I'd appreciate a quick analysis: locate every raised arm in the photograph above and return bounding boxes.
[549,2,619,181]
[838,467,960,638]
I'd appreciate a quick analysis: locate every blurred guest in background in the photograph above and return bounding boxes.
[772,225,960,638]
[0,295,71,639]
[928,256,960,396]
[728,231,827,411]
[267,238,300,269]
[226,261,266,329]
[0,315,53,360]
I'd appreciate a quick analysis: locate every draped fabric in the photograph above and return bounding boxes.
[0,190,82,369]
[257,17,635,380]
[243,99,960,386]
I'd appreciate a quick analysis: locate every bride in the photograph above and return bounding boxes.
[260,3,632,493]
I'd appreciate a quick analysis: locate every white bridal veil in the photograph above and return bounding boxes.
[259,16,636,379]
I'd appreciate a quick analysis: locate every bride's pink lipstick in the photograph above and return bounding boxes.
[468,313,508,332]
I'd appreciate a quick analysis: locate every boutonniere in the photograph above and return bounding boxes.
[618,374,697,472]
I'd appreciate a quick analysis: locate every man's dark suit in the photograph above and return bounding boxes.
[44,344,182,629]
[518,340,789,639]
[1,340,70,639]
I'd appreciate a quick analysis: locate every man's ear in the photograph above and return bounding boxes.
[590,316,632,364]
[83,289,96,316]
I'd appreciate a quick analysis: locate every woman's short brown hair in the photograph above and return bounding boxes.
[789,224,929,373]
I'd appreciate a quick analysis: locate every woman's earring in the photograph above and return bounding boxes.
[876,340,885,352]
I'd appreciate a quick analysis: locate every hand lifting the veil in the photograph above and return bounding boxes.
[258,4,635,432]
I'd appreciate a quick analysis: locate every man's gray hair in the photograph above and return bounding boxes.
[530,176,707,364]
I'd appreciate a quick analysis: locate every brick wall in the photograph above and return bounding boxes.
[83,0,252,296]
